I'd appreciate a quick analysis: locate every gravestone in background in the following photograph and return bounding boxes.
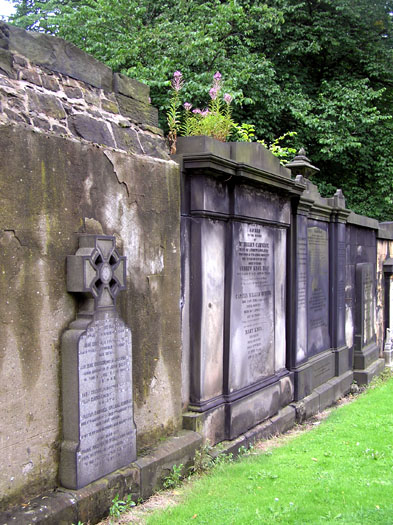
[353,262,383,383]
[60,234,136,490]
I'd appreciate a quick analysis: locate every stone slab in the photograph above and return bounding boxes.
[233,185,291,224]
[293,350,335,401]
[116,93,158,127]
[226,382,281,440]
[2,22,113,90]
[135,431,203,500]
[0,464,139,525]
[307,220,330,355]
[228,222,275,392]
[113,73,150,104]
[354,358,385,386]
[333,345,352,376]
[60,309,136,490]
[353,342,379,370]
[354,262,376,351]
[182,405,226,445]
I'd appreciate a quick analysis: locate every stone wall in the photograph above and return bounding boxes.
[0,22,181,510]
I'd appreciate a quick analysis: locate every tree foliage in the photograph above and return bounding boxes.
[10,0,393,219]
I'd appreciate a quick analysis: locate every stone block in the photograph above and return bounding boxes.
[20,68,42,86]
[111,124,142,154]
[227,382,281,440]
[135,431,202,500]
[0,47,14,78]
[354,358,385,386]
[3,22,113,90]
[116,93,158,127]
[69,114,115,147]
[28,90,66,119]
[113,72,150,104]
[183,405,226,445]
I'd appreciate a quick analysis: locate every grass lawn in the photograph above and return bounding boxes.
[144,374,393,524]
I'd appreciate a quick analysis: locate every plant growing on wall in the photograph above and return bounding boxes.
[167,71,296,164]
[167,70,236,152]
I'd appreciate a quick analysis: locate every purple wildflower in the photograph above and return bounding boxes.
[224,93,233,104]
[214,71,222,80]
[201,108,210,117]
[193,108,202,114]
[209,87,218,100]
[171,70,184,92]
[183,102,192,111]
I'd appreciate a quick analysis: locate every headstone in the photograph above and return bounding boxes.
[354,262,376,351]
[60,234,136,490]
[228,222,275,392]
[307,221,330,355]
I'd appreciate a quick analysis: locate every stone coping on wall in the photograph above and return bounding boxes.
[174,136,305,196]
[0,22,170,160]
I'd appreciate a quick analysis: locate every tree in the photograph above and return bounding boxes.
[10,0,393,220]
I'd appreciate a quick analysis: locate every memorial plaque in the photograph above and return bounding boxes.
[229,222,275,392]
[355,262,376,350]
[60,235,136,490]
[295,215,308,364]
[307,221,330,355]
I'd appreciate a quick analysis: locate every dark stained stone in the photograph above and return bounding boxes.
[70,114,115,147]
[2,22,113,90]
[111,124,142,154]
[33,117,51,131]
[4,108,30,124]
[113,72,150,104]
[64,86,83,99]
[52,124,68,134]
[0,48,14,78]
[13,54,28,67]
[138,133,169,160]
[116,93,158,128]
[20,69,42,86]
[28,90,66,119]
[41,74,60,91]
[0,22,9,49]
[101,98,119,114]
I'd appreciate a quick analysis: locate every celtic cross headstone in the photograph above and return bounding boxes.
[60,234,136,490]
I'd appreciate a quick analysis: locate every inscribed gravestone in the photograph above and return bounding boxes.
[229,222,275,392]
[60,235,136,490]
[355,262,376,350]
[307,222,330,355]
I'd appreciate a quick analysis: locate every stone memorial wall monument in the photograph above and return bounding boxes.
[60,234,136,489]
[353,261,384,383]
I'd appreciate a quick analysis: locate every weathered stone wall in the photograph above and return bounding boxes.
[0,23,181,510]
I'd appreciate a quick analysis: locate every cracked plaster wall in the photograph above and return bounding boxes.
[0,23,181,510]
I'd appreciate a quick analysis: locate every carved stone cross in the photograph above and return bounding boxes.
[66,234,126,308]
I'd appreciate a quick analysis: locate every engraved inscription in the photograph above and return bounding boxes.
[363,271,374,344]
[230,223,275,390]
[77,315,134,483]
[307,223,330,354]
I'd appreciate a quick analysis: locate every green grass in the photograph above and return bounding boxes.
[146,375,393,524]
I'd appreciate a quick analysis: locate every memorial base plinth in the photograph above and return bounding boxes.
[353,341,379,370]
[182,405,226,446]
[384,348,393,367]
[333,345,352,376]
[292,370,353,422]
[293,350,335,401]
[354,358,385,385]
[184,375,294,443]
